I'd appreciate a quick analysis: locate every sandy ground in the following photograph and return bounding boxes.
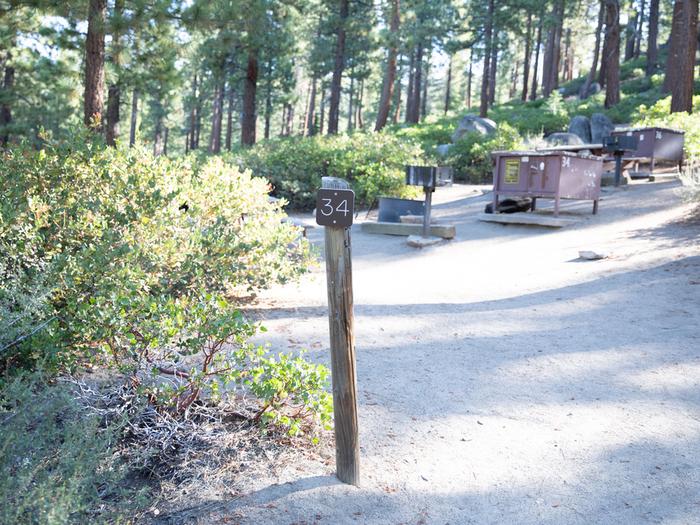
[174,180,699,524]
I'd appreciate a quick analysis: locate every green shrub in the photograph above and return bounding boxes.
[237,132,424,210]
[0,133,329,436]
[0,370,143,524]
[490,93,570,136]
[391,116,458,152]
[446,123,524,183]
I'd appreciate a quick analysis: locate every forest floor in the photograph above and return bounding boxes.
[158,178,700,525]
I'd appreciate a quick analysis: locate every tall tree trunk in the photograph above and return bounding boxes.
[581,0,605,99]
[306,75,317,135]
[241,50,258,146]
[328,0,349,134]
[163,126,168,156]
[356,79,364,128]
[285,103,294,135]
[153,103,164,156]
[405,48,416,123]
[542,0,565,96]
[407,43,423,123]
[84,0,107,130]
[225,82,235,150]
[667,0,699,112]
[347,73,355,131]
[603,0,621,108]
[264,60,273,140]
[624,0,638,61]
[105,0,123,145]
[563,28,573,81]
[375,0,400,131]
[0,51,14,147]
[646,0,660,75]
[444,53,452,115]
[466,47,473,109]
[521,12,533,101]
[634,0,646,57]
[488,37,498,106]
[129,87,138,147]
[530,9,544,100]
[209,77,224,153]
[510,60,519,99]
[480,0,495,117]
[319,85,326,134]
[420,52,429,120]
[392,57,403,123]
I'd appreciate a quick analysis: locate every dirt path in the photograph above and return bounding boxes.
[198,181,699,524]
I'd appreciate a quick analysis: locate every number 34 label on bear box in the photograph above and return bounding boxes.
[316,188,355,228]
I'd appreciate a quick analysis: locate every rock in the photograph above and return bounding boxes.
[578,81,601,99]
[484,197,532,214]
[578,250,608,260]
[568,115,592,143]
[591,112,614,143]
[435,144,452,158]
[407,235,444,248]
[452,115,497,142]
[545,132,585,146]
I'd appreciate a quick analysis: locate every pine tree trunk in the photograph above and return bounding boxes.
[480,0,495,117]
[153,104,164,156]
[563,28,573,81]
[306,75,317,135]
[264,60,273,140]
[319,85,326,134]
[375,0,400,131]
[646,0,660,75]
[209,77,224,153]
[634,0,646,57]
[407,43,423,123]
[530,10,543,100]
[668,0,698,112]
[581,0,605,99]
[225,82,235,150]
[84,0,107,130]
[356,79,364,128]
[328,0,349,134]
[444,54,452,115]
[392,57,403,123]
[420,52,429,120]
[129,88,138,147]
[624,0,638,61]
[542,0,564,97]
[163,126,168,156]
[0,51,14,147]
[347,73,355,131]
[241,50,258,146]
[603,0,621,108]
[466,48,473,109]
[405,49,416,123]
[488,37,498,106]
[521,13,533,101]
[286,103,294,134]
[105,0,123,146]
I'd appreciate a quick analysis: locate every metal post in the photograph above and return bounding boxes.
[614,153,623,187]
[423,188,433,238]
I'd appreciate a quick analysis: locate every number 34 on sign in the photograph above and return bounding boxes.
[316,188,355,228]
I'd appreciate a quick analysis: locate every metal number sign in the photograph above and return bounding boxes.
[316,188,355,227]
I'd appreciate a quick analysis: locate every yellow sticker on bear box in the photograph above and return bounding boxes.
[504,159,520,184]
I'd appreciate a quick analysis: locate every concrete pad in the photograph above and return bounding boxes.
[477,212,579,228]
[649,173,680,182]
[399,215,440,224]
[361,221,456,239]
[406,235,444,248]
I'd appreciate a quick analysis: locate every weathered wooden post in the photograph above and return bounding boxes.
[316,176,360,486]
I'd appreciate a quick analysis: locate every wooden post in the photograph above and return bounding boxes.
[321,176,360,486]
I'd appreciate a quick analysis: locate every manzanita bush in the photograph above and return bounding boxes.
[0,132,331,436]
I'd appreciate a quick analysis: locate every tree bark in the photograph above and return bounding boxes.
[624,0,638,61]
[488,36,498,106]
[84,0,107,130]
[603,0,621,108]
[667,0,699,112]
[542,0,565,97]
[209,77,224,153]
[319,84,326,134]
[581,0,605,99]
[479,0,495,117]
[444,53,452,115]
[225,82,235,150]
[634,0,646,57]
[392,56,403,123]
[530,9,544,100]
[0,51,14,147]
[646,0,660,75]
[405,48,416,123]
[406,43,423,123]
[264,59,273,140]
[129,88,138,147]
[105,0,123,146]
[356,79,364,129]
[420,52,429,120]
[241,50,258,146]
[521,12,533,101]
[466,47,473,109]
[306,75,317,135]
[347,73,355,131]
[328,0,349,134]
[375,0,400,131]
